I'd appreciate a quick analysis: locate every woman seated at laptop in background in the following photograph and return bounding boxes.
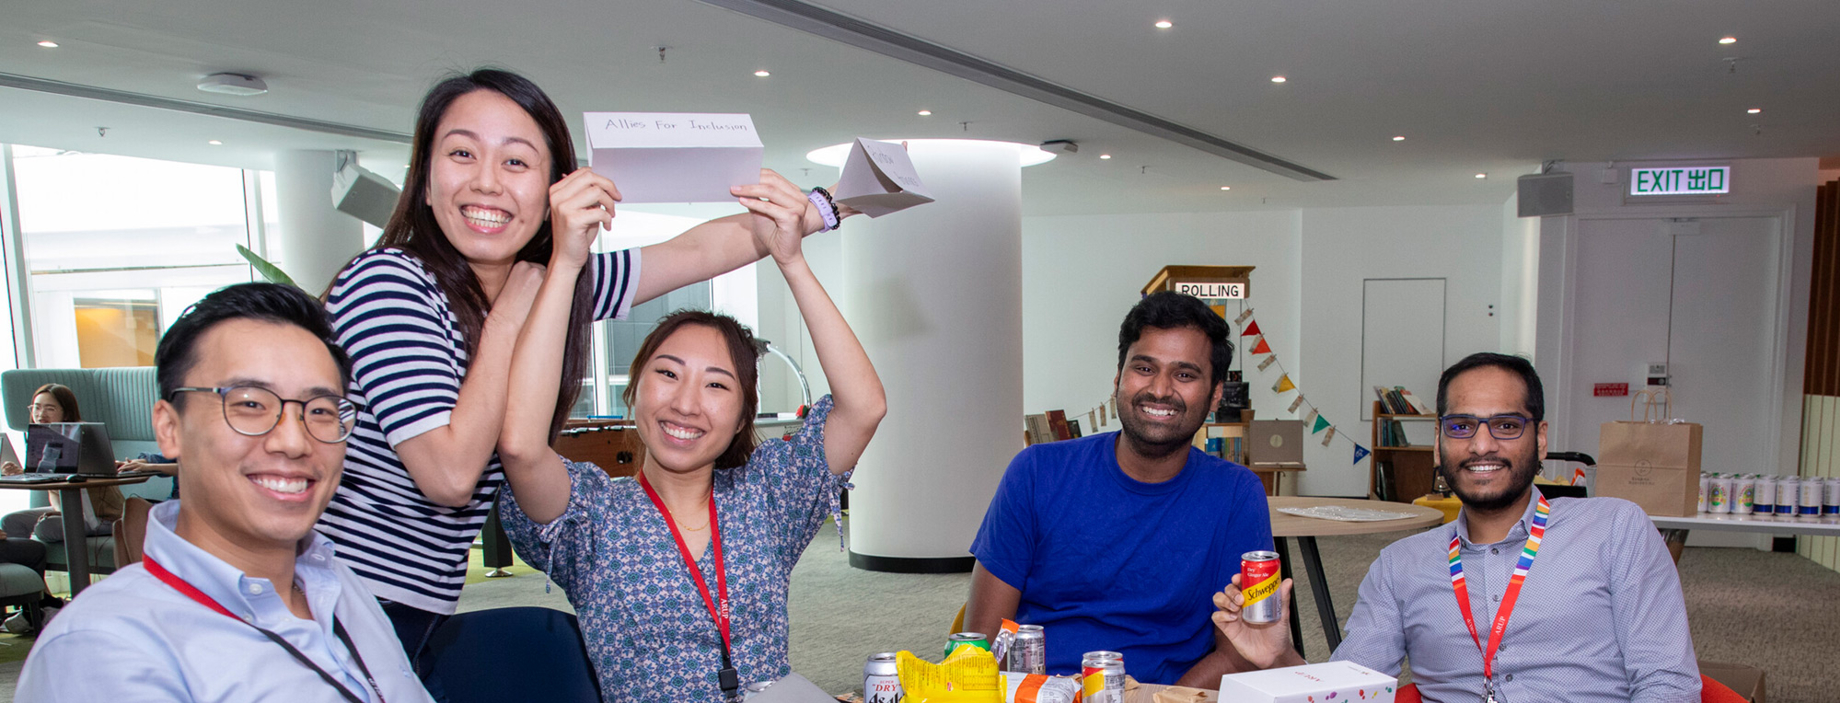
[495,171,884,701]
[0,383,124,542]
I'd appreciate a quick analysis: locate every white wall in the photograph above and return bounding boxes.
[1297,205,1506,495]
[1499,193,1540,358]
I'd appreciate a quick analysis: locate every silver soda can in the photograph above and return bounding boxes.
[863,652,902,703]
[1825,477,1840,516]
[1240,551,1283,624]
[1800,477,1824,516]
[1081,651,1125,703]
[1698,473,1709,512]
[1709,474,1732,514]
[1734,475,1755,514]
[1777,477,1800,515]
[1753,475,1776,515]
[1010,624,1047,675]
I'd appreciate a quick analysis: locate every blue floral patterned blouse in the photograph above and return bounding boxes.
[500,396,850,703]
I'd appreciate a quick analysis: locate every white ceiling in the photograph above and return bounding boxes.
[2,0,1835,216]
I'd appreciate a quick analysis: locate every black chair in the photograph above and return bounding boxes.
[421,607,602,703]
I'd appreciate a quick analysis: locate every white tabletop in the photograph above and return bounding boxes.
[1649,511,1840,537]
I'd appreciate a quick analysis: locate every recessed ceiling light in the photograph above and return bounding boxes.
[917,109,932,116]
[1392,136,1405,141]
[1219,186,1232,191]
[1747,107,1762,114]
[36,40,58,48]
[754,70,770,77]
[1270,76,1287,83]
[1719,36,1737,45]
[1474,173,1487,179]
[808,140,1055,167]
[197,72,268,96]
[1099,154,1112,160]
[1154,19,1173,29]
[208,140,223,146]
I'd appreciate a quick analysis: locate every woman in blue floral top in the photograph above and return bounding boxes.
[496,172,884,702]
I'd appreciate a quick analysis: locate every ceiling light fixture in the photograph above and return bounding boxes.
[917,109,932,116]
[197,73,269,96]
[1392,136,1405,141]
[807,139,1056,167]
[36,40,58,48]
[1747,108,1762,114]
[1270,76,1287,83]
[1719,36,1737,45]
[1474,173,1487,179]
[1099,154,1112,160]
[1154,20,1173,29]
[208,140,222,145]
[754,69,771,77]
[1220,186,1232,191]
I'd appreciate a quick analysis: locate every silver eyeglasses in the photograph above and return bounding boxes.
[170,386,358,444]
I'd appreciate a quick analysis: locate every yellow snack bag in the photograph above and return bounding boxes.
[896,648,1004,702]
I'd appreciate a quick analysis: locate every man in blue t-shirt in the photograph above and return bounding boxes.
[966,292,1273,687]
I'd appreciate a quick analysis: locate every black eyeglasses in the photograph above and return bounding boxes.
[171,386,358,444]
[1438,414,1532,440]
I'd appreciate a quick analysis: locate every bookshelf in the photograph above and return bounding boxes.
[1369,401,1440,502]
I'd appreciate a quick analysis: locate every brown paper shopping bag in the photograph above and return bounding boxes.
[1596,389,1702,516]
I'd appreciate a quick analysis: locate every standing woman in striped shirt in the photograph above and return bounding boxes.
[314,68,833,663]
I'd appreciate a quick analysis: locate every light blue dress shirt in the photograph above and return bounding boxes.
[16,500,434,703]
[1332,496,1700,703]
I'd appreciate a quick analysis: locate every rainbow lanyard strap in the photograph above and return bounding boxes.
[1447,494,1550,701]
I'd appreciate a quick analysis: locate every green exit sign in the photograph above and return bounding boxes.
[1630,166,1730,196]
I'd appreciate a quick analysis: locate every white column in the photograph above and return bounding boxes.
[845,140,1024,572]
[272,150,365,293]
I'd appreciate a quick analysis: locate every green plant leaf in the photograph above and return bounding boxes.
[236,244,299,289]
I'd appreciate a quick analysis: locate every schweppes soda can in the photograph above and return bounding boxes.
[1241,550,1283,624]
[1080,651,1124,703]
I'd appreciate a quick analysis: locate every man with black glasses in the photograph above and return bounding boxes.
[18,283,434,702]
[1212,353,1699,703]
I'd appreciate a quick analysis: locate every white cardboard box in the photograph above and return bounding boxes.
[583,112,763,203]
[1218,661,1398,703]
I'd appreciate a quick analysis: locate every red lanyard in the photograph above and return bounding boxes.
[636,471,732,653]
[1448,495,1550,690]
[143,556,385,703]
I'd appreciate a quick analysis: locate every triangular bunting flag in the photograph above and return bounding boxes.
[1353,444,1371,464]
[1235,308,1255,325]
[1242,320,1263,337]
[1312,414,1331,433]
[1321,426,1337,446]
[1272,374,1295,393]
[1288,396,1305,413]
[1251,336,1272,355]
[1258,355,1278,372]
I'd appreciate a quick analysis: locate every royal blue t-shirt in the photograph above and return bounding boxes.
[969,432,1273,685]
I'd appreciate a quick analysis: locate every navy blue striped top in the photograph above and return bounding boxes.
[315,247,638,613]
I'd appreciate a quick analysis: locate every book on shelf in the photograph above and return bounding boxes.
[1396,387,1434,415]
[1068,419,1083,438]
[1046,410,1072,441]
[1024,414,1054,445]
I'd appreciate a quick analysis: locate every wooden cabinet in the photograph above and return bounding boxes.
[1369,402,1440,502]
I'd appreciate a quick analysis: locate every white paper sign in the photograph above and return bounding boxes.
[833,138,934,217]
[584,112,763,203]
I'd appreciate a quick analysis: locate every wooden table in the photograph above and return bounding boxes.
[0,475,149,596]
[1267,496,1444,656]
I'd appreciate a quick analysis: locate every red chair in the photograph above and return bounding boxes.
[1394,675,1744,703]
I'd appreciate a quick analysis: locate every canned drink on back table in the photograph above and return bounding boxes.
[1697,472,1709,513]
[1734,474,1755,514]
[1709,474,1732,514]
[945,632,990,658]
[1010,624,1046,675]
[1081,651,1125,703]
[863,653,902,703]
[1777,477,1800,515]
[1824,477,1840,516]
[1801,478,1824,517]
[1753,475,1776,515]
[1241,551,1283,624]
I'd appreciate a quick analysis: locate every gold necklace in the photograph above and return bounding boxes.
[675,515,711,532]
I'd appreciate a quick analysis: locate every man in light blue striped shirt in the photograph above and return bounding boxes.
[1216,353,1699,702]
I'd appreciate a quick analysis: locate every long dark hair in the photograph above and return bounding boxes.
[343,68,594,440]
[622,311,762,470]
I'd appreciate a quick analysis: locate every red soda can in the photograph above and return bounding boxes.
[1241,551,1282,624]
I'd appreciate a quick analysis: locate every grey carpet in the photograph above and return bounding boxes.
[3,518,1835,701]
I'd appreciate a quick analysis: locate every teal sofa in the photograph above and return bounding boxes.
[3,367,173,575]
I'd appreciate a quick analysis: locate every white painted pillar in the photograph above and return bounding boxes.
[845,140,1024,572]
[272,150,365,293]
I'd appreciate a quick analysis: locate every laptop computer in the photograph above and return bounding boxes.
[18,422,116,480]
[1247,420,1305,466]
